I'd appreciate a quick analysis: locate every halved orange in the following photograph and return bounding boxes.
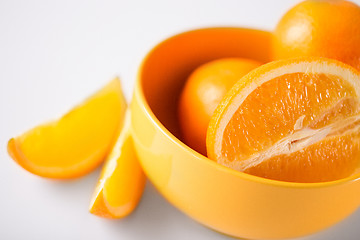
[207,57,360,183]
[89,110,146,218]
[7,78,126,179]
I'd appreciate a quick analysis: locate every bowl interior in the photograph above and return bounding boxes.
[139,27,271,141]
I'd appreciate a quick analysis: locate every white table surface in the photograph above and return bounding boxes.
[1,0,360,239]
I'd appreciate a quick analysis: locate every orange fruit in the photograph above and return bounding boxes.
[207,57,360,183]
[178,58,262,155]
[7,78,126,179]
[273,0,360,71]
[89,110,146,218]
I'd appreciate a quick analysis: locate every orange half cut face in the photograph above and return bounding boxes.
[207,57,360,183]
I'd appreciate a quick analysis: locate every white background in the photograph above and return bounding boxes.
[1,0,360,239]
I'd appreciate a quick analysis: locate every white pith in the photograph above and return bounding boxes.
[214,61,360,170]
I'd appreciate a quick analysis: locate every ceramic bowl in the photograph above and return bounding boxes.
[130,27,360,239]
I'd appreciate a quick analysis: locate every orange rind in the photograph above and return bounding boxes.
[273,0,360,71]
[178,58,262,155]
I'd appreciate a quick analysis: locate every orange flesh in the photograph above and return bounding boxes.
[222,73,360,182]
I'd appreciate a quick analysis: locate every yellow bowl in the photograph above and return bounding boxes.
[130,27,360,239]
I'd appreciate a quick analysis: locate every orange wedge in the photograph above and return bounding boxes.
[7,78,126,179]
[207,57,360,183]
[89,110,146,218]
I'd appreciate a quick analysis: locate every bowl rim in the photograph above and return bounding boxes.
[134,26,360,189]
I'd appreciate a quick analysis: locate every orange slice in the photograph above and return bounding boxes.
[207,57,360,183]
[7,78,126,179]
[89,110,146,218]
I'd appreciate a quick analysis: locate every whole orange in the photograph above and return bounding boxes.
[178,58,262,155]
[273,0,360,70]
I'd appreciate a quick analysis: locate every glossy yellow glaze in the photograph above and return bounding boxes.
[130,27,360,239]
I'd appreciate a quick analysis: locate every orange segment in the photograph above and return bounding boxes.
[207,57,360,183]
[7,78,126,179]
[89,110,146,218]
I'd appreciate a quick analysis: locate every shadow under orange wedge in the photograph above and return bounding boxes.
[207,57,360,183]
[89,110,146,218]
[8,78,126,179]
